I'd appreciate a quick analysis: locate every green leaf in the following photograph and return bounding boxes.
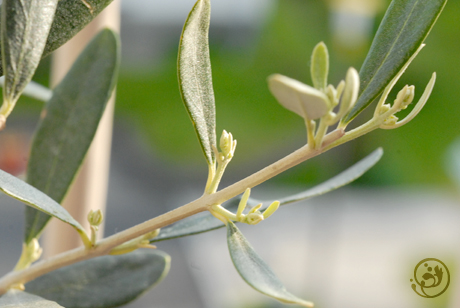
[0,290,63,308]
[227,221,313,307]
[152,148,382,242]
[24,28,120,243]
[310,42,328,90]
[268,74,331,120]
[44,0,114,58]
[0,168,87,240]
[178,0,216,166]
[26,250,170,308]
[276,148,383,205]
[0,0,58,115]
[0,0,115,76]
[343,0,448,123]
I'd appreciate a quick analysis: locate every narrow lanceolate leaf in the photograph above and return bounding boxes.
[26,250,170,308]
[152,148,383,242]
[0,0,115,77]
[24,29,120,243]
[0,290,63,308]
[227,221,314,307]
[276,148,383,205]
[0,0,58,117]
[310,42,329,90]
[44,0,114,59]
[0,168,87,240]
[343,0,448,123]
[178,0,216,166]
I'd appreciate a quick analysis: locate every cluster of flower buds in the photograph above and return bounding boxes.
[372,45,436,131]
[216,129,237,163]
[210,188,280,226]
[235,188,280,225]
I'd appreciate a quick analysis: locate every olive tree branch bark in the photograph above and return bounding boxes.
[0,129,344,294]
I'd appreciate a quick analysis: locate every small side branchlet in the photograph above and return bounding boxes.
[109,229,160,255]
[205,130,237,194]
[88,209,104,247]
[210,188,280,225]
[268,42,359,150]
[268,42,436,152]
[329,45,436,148]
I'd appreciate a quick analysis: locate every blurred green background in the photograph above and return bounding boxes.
[13,0,460,189]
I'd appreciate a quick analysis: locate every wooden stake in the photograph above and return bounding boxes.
[43,1,120,257]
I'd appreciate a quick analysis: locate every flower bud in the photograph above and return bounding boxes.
[220,130,236,159]
[395,85,415,109]
[382,115,398,127]
[88,209,103,227]
[245,212,264,225]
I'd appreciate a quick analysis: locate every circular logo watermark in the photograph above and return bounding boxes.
[411,258,450,298]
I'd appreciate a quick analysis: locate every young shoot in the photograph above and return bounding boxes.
[205,130,237,194]
[210,188,280,225]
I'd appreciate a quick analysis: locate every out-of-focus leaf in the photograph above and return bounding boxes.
[0,168,88,243]
[0,0,58,114]
[24,28,120,243]
[343,0,447,123]
[0,0,115,76]
[445,137,460,188]
[0,290,63,308]
[227,221,313,307]
[178,0,216,166]
[152,148,382,242]
[26,250,170,308]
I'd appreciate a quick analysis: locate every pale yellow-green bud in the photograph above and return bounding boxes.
[395,85,415,109]
[245,212,264,225]
[220,130,236,159]
[325,84,335,101]
[143,229,160,241]
[14,239,43,271]
[379,104,391,115]
[248,203,262,214]
[30,239,42,261]
[87,209,103,227]
[382,115,398,126]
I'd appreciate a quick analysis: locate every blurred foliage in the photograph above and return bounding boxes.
[9,0,460,187]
